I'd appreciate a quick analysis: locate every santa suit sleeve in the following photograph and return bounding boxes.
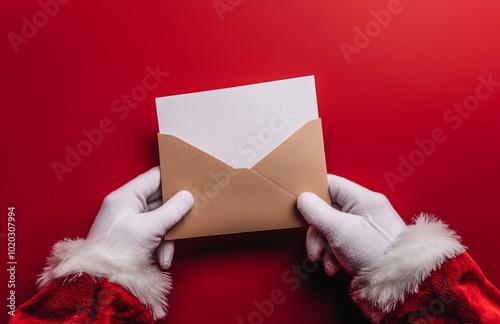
[9,238,172,323]
[350,216,500,323]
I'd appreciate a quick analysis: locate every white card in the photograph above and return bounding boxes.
[156,75,318,168]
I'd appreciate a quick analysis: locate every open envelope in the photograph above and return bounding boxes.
[156,76,330,239]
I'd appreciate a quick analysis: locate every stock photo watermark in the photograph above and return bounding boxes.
[191,107,297,214]
[384,73,500,192]
[51,64,169,183]
[339,0,405,64]
[6,207,17,316]
[213,0,244,22]
[237,256,320,324]
[7,0,71,54]
[236,108,296,162]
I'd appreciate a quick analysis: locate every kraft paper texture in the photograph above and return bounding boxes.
[158,118,330,239]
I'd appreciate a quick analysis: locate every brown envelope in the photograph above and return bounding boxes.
[158,118,330,239]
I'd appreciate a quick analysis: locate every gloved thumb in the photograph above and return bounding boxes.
[297,192,351,242]
[146,190,194,235]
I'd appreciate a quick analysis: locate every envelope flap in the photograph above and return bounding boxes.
[251,119,330,203]
[158,133,302,200]
[158,133,235,177]
[158,133,306,239]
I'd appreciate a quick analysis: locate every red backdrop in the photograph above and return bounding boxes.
[2,1,499,323]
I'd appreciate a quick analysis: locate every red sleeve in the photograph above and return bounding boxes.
[383,252,500,323]
[350,215,500,323]
[9,274,154,324]
[10,238,173,322]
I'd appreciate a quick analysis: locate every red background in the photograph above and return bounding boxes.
[2,0,500,323]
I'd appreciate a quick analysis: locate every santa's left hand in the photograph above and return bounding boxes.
[87,166,194,269]
[297,175,406,276]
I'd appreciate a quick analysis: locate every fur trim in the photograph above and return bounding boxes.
[37,238,171,320]
[351,213,466,322]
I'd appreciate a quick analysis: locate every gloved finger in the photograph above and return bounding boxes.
[146,190,194,235]
[332,203,342,211]
[147,198,163,212]
[327,174,377,215]
[115,167,162,213]
[305,226,327,261]
[297,192,359,243]
[157,240,175,270]
[146,186,162,204]
[146,186,163,211]
[322,245,341,276]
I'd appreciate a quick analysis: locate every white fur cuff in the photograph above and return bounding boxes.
[37,238,171,320]
[351,214,466,322]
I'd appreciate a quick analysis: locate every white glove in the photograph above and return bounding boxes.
[297,174,406,276]
[88,166,193,269]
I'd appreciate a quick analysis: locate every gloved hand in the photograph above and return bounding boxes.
[87,166,193,269]
[297,174,406,276]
